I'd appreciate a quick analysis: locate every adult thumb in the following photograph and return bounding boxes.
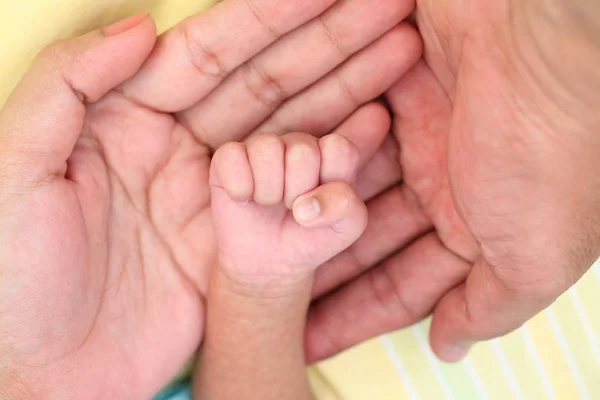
[429,256,559,363]
[0,13,156,184]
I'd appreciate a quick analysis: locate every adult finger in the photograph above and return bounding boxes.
[281,105,392,208]
[352,134,402,201]
[305,233,471,362]
[177,0,415,147]
[122,0,341,111]
[318,134,361,184]
[311,185,430,299]
[253,23,421,139]
[287,101,392,169]
[318,103,392,186]
[0,14,156,185]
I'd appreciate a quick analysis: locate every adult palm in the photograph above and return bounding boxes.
[306,0,600,362]
[0,0,421,398]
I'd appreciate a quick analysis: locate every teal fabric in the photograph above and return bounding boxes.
[153,381,192,400]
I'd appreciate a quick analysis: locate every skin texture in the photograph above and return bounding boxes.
[304,0,600,363]
[3,0,598,396]
[197,132,369,399]
[0,0,422,398]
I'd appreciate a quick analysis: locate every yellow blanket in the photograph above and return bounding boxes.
[2,1,599,398]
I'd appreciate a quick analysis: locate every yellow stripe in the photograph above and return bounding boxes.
[315,337,411,400]
[573,268,600,341]
[387,326,449,399]
[554,274,600,396]
[527,311,582,397]
[0,0,219,103]
[467,340,519,400]
[494,329,553,399]
[308,367,341,400]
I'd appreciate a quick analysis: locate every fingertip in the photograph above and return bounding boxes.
[338,101,391,168]
[429,298,472,362]
[103,12,156,38]
[433,342,472,363]
[429,283,471,362]
[0,16,158,181]
[430,303,473,365]
[357,102,392,135]
[370,102,392,140]
[388,22,424,62]
[132,14,158,44]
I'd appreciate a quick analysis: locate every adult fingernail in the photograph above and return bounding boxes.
[103,13,149,36]
[438,343,471,363]
[294,197,321,223]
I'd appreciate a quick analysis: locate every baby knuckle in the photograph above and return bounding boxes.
[288,140,319,165]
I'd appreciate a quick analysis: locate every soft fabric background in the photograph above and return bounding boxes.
[1,1,599,398]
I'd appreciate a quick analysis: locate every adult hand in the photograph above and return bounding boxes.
[305,0,600,363]
[0,0,420,398]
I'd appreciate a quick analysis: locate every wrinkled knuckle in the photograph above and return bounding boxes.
[179,22,228,81]
[336,75,361,108]
[37,40,89,102]
[319,14,349,58]
[241,61,287,107]
[242,0,281,39]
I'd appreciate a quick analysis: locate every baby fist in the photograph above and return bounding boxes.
[210,132,368,288]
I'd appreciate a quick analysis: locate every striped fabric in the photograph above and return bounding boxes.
[313,261,600,399]
[2,1,599,398]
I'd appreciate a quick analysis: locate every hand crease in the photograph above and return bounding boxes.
[241,0,281,39]
[180,22,228,82]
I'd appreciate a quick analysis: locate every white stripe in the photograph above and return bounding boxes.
[380,335,420,400]
[593,260,600,282]
[520,327,557,400]
[544,308,590,399]
[463,357,488,400]
[490,339,524,400]
[410,326,455,400]
[568,287,600,366]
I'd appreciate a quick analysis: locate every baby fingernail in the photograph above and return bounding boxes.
[294,197,321,223]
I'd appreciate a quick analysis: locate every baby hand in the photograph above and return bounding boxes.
[210,132,368,290]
